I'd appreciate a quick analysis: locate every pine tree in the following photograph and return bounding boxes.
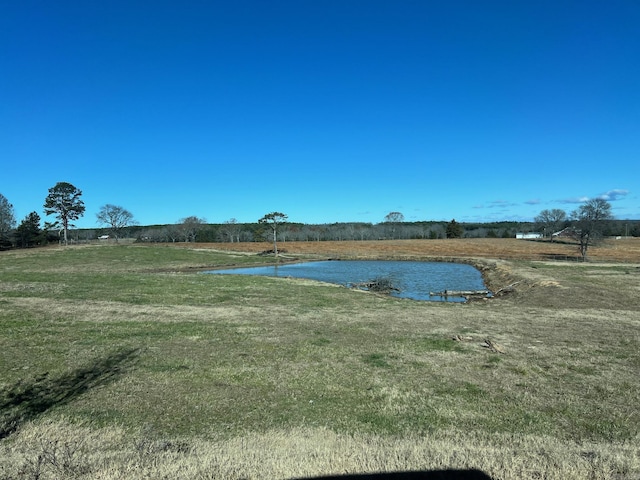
[43,182,85,245]
[16,212,42,247]
[0,193,16,247]
[446,219,464,239]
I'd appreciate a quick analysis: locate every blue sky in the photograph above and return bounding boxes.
[2,1,638,229]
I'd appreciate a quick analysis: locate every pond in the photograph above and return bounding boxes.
[205,260,490,302]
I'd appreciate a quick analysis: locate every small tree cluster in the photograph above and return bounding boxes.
[1,182,142,249]
[534,199,614,260]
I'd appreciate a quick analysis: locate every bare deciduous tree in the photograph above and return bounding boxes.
[535,208,567,241]
[221,218,241,243]
[383,211,404,239]
[571,199,613,261]
[178,216,206,242]
[96,204,136,242]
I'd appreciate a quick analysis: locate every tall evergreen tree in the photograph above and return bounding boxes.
[0,193,16,248]
[446,219,464,239]
[259,212,288,256]
[15,212,42,247]
[43,182,85,245]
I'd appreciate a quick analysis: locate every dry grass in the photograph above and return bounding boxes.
[1,241,639,479]
[1,420,638,480]
[176,237,640,263]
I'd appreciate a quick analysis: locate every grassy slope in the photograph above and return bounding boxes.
[0,242,639,479]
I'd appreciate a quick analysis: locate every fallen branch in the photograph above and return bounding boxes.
[481,339,506,354]
[430,289,490,297]
[493,281,521,296]
[452,335,474,342]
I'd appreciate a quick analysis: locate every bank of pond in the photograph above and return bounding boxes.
[205,260,491,302]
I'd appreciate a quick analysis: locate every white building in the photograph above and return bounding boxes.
[515,232,543,239]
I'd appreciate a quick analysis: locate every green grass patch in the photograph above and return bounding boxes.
[362,353,392,368]
[416,336,464,352]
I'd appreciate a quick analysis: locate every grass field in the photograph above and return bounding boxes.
[1,239,639,479]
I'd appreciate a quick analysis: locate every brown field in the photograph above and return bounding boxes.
[178,237,640,263]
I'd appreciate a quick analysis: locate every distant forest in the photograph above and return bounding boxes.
[73,219,640,244]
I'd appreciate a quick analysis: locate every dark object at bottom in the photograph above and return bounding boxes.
[293,469,492,480]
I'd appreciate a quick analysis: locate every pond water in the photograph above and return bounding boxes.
[205,260,490,302]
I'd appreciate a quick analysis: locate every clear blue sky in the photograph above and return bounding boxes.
[2,1,638,229]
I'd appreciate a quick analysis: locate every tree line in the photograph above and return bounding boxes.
[0,182,135,248]
[127,218,536,244]
[1,183,638,260]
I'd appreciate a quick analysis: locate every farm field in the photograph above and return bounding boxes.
[184,237,640,263]
[0,239,639,479]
